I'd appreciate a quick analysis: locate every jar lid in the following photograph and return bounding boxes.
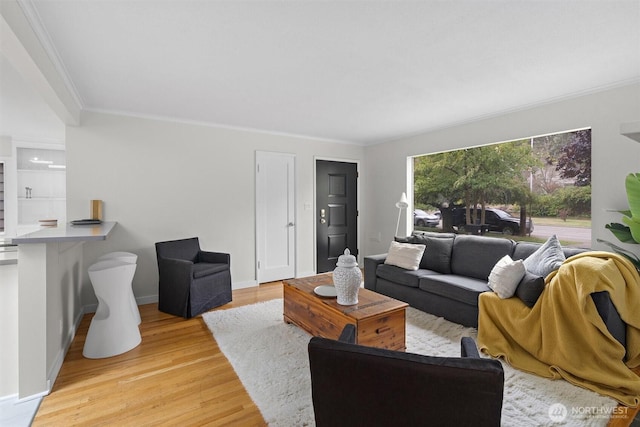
[336,248,358,268]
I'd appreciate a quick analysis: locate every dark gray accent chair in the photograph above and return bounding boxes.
[155,237,232,318]
[308,324,504,427]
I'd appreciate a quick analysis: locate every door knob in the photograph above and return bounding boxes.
[320,209,326,224]
[288,222,295,227]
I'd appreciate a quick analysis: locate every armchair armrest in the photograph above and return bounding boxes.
[198,251,230,265]
[364,254,387,291]
[157,257,194,318]
[461,337,481,358]
[338,324,356,344]
[159,257,193,270]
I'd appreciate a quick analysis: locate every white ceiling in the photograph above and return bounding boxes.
[7,0,640,145]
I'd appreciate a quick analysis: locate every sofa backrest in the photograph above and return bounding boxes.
[512,241,587,261]
[450,235,515,280]
[398,232,589,280]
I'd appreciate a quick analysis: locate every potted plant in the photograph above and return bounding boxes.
[597,173,640,270]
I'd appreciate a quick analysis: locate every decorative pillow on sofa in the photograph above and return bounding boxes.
[411,233,455,273]
[488,255,526,299]
[523,234,565,278]
[515,271,545,308]
[384,241,426,271]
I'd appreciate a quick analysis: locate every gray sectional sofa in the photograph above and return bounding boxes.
[364,232,626,347]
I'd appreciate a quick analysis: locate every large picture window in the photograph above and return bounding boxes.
[413,129,591,248]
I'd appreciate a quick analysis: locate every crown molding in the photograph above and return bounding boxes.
[84,107,365,146]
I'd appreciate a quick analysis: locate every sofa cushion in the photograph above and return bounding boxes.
[411,232,455,274]
[488,255,526,299]
[377,264,439,288]
[419,274,492,306]
[384,241,425,270]
[515,271,545,307]
[523,235,565,277]
[450,235,515,280]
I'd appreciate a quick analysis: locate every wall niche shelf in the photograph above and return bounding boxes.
[16,147,66,227]
[620,122,640,143]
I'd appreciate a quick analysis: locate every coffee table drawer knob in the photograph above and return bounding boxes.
[376,326,391,334]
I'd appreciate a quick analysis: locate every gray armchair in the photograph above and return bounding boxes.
[308,324,504,427]
[155,237,232,318]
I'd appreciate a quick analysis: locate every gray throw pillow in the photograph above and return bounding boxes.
[523,235,565,277]
[412,234,454,273]
[515,271,545,308]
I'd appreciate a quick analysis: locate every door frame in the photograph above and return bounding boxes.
[313,156,361,273]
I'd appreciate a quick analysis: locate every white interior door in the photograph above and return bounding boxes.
[256,151,296,283]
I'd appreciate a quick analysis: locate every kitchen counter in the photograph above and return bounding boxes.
[11,221,116,244]
[12,221,117,399]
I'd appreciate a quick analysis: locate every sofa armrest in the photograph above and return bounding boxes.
[591,291,626,355]
[364,254,387,291]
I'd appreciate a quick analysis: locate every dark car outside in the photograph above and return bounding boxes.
[451,207,533,235]
[414,209,441,227]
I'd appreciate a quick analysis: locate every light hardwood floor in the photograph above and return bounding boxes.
[32,280,638,426]
[33,282,283,426]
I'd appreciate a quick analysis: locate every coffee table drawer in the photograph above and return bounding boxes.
[357,310,406,350]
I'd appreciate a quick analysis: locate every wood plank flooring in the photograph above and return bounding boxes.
[32,280,638,426]
[33,282,283,426]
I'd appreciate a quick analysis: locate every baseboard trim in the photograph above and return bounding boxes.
[233,280,257,290]
[296,270,317,279]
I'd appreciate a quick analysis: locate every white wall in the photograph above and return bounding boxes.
[66,111,364,306]
[362,83,640,257]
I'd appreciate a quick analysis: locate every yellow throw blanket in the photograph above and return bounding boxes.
[478,251,640,406]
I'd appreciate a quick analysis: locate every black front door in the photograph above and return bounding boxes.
[316,160,358,273]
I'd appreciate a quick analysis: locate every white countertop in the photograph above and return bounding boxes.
[11,222,117,244]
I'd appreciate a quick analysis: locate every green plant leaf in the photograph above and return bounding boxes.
[621,215,640,243]
[605,222,636,243]
[616,209,632,218]
[626,173,640,218]
[597,238,640,271]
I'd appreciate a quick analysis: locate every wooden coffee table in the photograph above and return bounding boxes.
[283,273,408,350]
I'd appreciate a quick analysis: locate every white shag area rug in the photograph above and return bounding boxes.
[202,299,617,426]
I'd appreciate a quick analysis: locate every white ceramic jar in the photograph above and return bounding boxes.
[333,248,362,305]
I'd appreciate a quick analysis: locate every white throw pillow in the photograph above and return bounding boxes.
[488,255,526,299]
[523,234,566,278]
[384,241,426,271]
